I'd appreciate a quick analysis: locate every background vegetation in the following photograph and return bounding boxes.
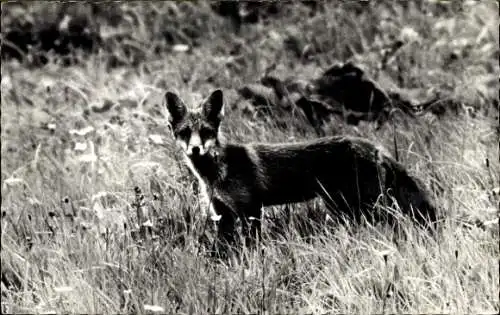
[1,1,498,313]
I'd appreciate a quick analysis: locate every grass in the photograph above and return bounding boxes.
[1,1,499,314]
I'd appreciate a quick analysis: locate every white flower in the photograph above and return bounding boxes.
[74,141,87,152]
[69,126,95,136]
[148,134,164,145]
[3,177,25,186]
[172,44,190,53]
[143,304,165,312]
[54,286,73,293]
[78,153,97,163]
[399,26,421,43]
[1,75,12,91]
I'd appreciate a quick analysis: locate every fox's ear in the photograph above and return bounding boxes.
[202,89,224,122]
[165,91,187,124]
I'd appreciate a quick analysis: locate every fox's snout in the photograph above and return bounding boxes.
[187,140,216,157]
[183,131,209,157]
[186,143,205,157]
[177,132,213,157]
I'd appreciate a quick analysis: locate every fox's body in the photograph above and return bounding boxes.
[165,89,437,251]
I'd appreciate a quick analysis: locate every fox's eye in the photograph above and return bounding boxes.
[177,128,191,139]
[199,127,214,140]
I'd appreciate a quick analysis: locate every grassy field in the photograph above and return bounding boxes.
[1,1,499,314]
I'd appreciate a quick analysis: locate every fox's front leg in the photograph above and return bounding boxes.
[197,182,222,221]
[211,198,238,257]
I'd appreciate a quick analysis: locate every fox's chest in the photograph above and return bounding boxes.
[183,154,232,220]
[182,152,257,211]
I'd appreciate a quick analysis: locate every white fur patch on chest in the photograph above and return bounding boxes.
[182,154,221,221]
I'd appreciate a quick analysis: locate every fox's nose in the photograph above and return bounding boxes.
[191,146,200,156]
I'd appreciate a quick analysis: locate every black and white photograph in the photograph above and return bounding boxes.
[1,1,499,313]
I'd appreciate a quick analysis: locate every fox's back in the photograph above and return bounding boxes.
[239,136,388,206]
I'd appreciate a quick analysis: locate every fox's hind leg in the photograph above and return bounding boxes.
[241,204,262,249]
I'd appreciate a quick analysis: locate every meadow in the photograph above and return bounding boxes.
[1,1,499,313]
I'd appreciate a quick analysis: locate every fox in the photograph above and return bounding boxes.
[165,89,438,253]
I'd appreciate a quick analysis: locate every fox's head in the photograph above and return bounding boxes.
[165,89,224,158]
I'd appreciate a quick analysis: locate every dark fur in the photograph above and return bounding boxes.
[199,137,436,246]
[254,137,437,224]
[166,90,438,255]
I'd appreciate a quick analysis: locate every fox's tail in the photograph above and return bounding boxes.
[384,159,438,229]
